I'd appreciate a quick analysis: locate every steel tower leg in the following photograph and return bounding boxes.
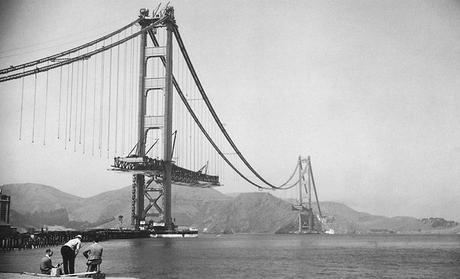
[298,156,303,233]
[133,20,148,230]
[162,21,174,230]
[131,176,136,228]
[307,156,312,230]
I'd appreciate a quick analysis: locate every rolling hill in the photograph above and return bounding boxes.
[1,183,458,234]
[1,183,83,214]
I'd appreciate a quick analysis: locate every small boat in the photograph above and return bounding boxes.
[19,271,103,278]
[2,272,138,279]
[149,223,198,238]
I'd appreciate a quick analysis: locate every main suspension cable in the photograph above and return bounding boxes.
[0,19,140,75]
[148,30,272,190]
[0,16,167,83]
[172,27,293,189]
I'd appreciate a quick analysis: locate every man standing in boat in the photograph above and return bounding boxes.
[60,234,82,274]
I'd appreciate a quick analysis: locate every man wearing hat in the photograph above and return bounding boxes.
[60,234,82,274]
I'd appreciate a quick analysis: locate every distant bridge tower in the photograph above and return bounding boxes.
[132,7,176,230]
[293,156,323,233]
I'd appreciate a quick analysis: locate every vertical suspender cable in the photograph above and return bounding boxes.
[195,91,199,169]
[176,65,180,164]
[182,64,185,165]
[197,101,200,167]
[132,29,137,149]
[193,88,197,170]
[218,125,221,177]
[58,66,63,139]
[107,39,113,157]
[214,122,217,174]
[197,90,200,169]
[99,49,105,156]
[156,58,160,159]
[132,35,138,151]
[203,103,206,168]
[43,62,49,145]
[200,101,203,167]
[32,73,37,143]
[309,159,322,217]
[217,125,220,176]
[69,62,74,142]
[208,110,212,173]
[92,48,98,155]
[79,53,86,144]
[204,103,208,170]
[129,29,134,149]
[74,60,80,151]
[196,101,199,167]
[219,134,225,177]
[191,82,194,169]
[189,76,192,169]
[122,36,128,155]
[83,49,89,153]
[187,74,190,169]
[65,63,71,149]
[194,89,198,170]
[176,44,180,165]
[185,72,188,168]
[19,69,25,140]
[115,34,120,154]
[78,58,84,146]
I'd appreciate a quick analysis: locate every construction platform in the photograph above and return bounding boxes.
[110,155,220,187]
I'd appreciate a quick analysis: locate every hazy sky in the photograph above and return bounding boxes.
[0,0,459,221]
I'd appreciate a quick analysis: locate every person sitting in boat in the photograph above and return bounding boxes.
[83,236,103,273]
[40,248,60,275]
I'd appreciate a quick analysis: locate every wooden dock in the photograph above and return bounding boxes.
[0,229,149,251]
[0,272,138,279]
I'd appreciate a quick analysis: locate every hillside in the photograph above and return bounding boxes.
[317,202,435,233]
[1,183,83,214]
[80,184,231,229]
[69,186,131,223]
[0,183,230,231]
[1,183,458,234]
[193,192,299,233]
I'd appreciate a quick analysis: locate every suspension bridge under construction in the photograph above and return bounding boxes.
[0,5,323,234]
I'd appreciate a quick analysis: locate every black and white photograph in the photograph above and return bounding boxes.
[0,0,459,278]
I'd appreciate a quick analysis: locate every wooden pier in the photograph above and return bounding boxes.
[0,229,149,251]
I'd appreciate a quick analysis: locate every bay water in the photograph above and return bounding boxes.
[1,234,459,278]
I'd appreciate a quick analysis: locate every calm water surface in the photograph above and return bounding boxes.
[1,234,459,278]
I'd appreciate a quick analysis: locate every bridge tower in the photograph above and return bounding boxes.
[294,156,323,233]
[132,7,175,230]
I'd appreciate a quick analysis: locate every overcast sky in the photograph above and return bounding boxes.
[0,0,459,221]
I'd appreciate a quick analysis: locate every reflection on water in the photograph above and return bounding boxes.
[1,234,459,278]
